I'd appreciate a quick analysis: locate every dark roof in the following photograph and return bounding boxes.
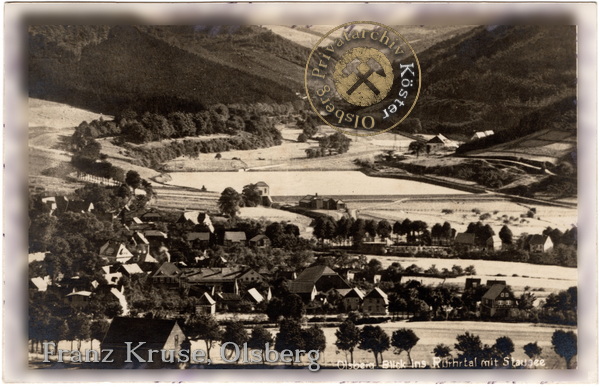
[143,230,168,238]
[224,231,246,242]
[256,181,269,187]
[187,232,211,241]
[102,317,181,348]
[482,284,509,300]
[455,233,476,245]
[249,234,269,242]
[343,288,365,299]
[152,262,181,277]
[365,287,388,302]
[67,200,94,212]
[528,234,550,245]
[287,281,316,294]
[217,293,242,301]
[296,265,337,283]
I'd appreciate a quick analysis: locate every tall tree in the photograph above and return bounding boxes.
[222,320,249,360]
[454,331,484,365]
[523,342,542,360]
[125,170,142,189]
[242,183,262,207]
[218,187,243,218]
[551,330,577,369]
[90,319,110,350]
[493,336,514,364]
[335,319,360,363]
[365,220,378,239]
[499,225,513,245]
[275,319,305,366]
[248,326,274,363]
[303,326,326,353]
[391,328,420,366]
[376,220,392,240]
[185,314,223,361]
[359,325,390,368]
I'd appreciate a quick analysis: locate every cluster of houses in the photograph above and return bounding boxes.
[454,232,553,253]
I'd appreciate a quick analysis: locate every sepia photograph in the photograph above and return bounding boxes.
[3,1,597,384]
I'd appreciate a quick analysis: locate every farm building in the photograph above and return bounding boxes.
[223,231,247,246]
[342,287,365,312]
[485,235,503,251]
[471,130,494,141]
[527,234,553,253]
[101,317,188,367]
[299,194,346,210]
[151,262,182,285]
[454,233,477,251]
[186,232,212,249]
[361,288,389,315]
[295,265,351,292]
[481,284,516,318]
[249,234,270,248]
[287,281,317,303]
[426,133,459,153]
[196,292,216,315]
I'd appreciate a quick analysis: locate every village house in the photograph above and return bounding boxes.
[287,281,318,303]
[527,234,554,253]
[426,133,459,153]
[465,278,482,290]
[485,235,503,251]
[151,262,182,286]
[244,288,265,306]
[342,287,365,312]
[481,284,516,318]
[116,263,144,277]
[223,231,247,246]
[299,194,346,210]
[101,317,188,367]
[196,292,216,315]
[248,234,270,248]
[294,265,351,292]
[454,233,477,251]
[186,232,212,249]
[255,181,273,207]
[361,287,389,315]
[181,266,264,295]
[65,290,92,308]
[65,200,95,214]
[99,241,134,263]
[29,277,49,292]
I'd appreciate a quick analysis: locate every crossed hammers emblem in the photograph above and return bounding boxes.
[342,58,387,96]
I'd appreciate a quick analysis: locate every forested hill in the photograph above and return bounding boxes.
[29,25,309,115]
[396,25,577,137]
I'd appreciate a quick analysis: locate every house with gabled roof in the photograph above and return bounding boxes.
[186,232,211,249]
[151,262,182,285]
[249,234,270,248]
[455,233,477,251]
[29,277,49,292]
[486,235,503,251]
[101,317,188,367]
[223,231,247,246]
[117,263,144,277]
[426,133,459,153]
[99,242,134,263]
[342,287,365,312]
[196,292,216,315]
[481,284,516,318]
[527,234,553,253]
[361,287,389,315]
[295,265,351,292]
[287,281,317,303]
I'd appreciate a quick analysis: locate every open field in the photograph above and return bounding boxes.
[467,129,576,165]
[368,255,576,296]
[353,197,577,238]
[29,98,111,129]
